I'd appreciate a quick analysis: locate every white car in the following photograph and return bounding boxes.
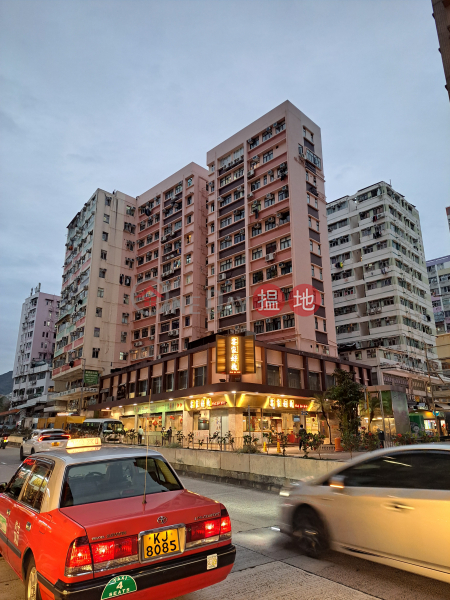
[279,444,450,583]
[20,428,70,460]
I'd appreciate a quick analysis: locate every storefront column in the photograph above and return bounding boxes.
[227,408,243,442]
[134,412,138,431]
[182,410,194,438]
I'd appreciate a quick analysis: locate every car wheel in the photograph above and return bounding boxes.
[19,447,24,461]
[30,448,35,455]
[25,555,42,600]
[292,507,327,559]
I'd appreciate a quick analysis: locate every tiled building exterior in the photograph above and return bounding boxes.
[205,101,337,356]
[427,255,450,335]
[327,182,438,404]
[11,285,60,426]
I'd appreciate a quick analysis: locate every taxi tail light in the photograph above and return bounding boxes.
[65,536,93,576]
[186,509,231,548]
[220,508,232,539]
[91,535,138,565]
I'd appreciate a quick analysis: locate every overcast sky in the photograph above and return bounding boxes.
[0,0,449,374]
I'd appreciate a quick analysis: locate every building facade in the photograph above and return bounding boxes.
[205,101,337,356]
[327,181,438,406]
[52,189,138,413]
[93,334,371,444]
[432,0,450,101]
[11,285,60,427]
[427,255,450,335]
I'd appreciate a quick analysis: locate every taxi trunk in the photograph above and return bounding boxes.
[60,489,228,575]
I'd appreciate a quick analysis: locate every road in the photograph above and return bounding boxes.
[0,447,448,600]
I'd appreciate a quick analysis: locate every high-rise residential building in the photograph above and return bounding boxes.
[205,100,337,357]
[432,0,450,101]
[132,163,209,363]
[446,206,450,233]
[11,284,60,427]
[327,181,438,405]
[427,255,450,334]
[52,189,138,413]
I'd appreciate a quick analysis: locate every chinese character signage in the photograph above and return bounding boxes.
[216,334,256,374]
[253,283,321,317]
[267,397,308,410]
[84,370,99,385]
[288,284,321,316]
[188,398,228,410]
[252,284,284,317]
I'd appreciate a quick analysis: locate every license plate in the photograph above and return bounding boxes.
[142,528,179,561]
[51,442,60,446]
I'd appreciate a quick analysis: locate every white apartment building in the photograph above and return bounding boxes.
[327,181,438,405]
[11,284,60,427]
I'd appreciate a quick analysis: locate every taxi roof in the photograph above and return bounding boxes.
[37,446,164,464]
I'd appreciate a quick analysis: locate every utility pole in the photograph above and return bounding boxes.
[79,358,86,414]
[425,347,442,437]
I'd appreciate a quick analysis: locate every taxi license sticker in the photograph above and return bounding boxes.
[207,553,218,570]
[0,514,6,535]
[101,575,137,599]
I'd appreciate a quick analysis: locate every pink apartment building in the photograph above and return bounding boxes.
[205,101,337,357]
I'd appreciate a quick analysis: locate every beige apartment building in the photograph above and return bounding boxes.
[205,101,337,357]
[52,189,138,412]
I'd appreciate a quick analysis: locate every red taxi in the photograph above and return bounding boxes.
[0,438,235,600]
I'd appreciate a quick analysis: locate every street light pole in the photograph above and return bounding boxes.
[79,358,86,414]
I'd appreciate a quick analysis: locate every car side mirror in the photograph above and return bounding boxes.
[0,482,7,493]
[329,475,346,490]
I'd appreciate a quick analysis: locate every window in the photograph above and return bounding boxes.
[178,370,188,389]
[280,236,291,250]
[249,137,259,149]
[265,218,276,231]
[187,177,193,187]
[253,247,263,260]
[235,276,246,290]
[120,332,127,343]
[279,211,290,225]
[21,461,52,511]
[234,189,244,200]
[234,167,244,179]
[100,250,107,260]
[92,347,100,358]
[102,232,108,241]
[186,215,192,225]
[265,195,275,208]
[186,233,192,244]
[152,377,162,394]
[235,254,245,266]
[315,317,319,330]
[220,259,232,272]
[119,352,128,361]
[252,224,262,237]
[253,271,263,284]
[210,203,215,213]
[263,150,273,163]
[278,187,289,201]
[186,274,192,284]
[220,237,231,249]
[96,307,102,317]
[194,366,207,387]
[97,288,104,298]
[267,365,280,387]
[123,294,129,304]
[5,461,34,501]
[99,268,106,278]
[165,373,174,392]
[103,214,110,224]
[262,129,272,142]
[220,174,232,187]
[251,179,260,191]
[186,196,192,206]
[185,295,191,305]
[308,372,321,391]
[185,316,191,327]
[94,327,100,337]
[105,197,111,206]
[234,231,245,243]
[210,223,215,233]
[281,261,292,275]
[266,265,277,279]
[341,452,450,490]
[220,216,232,228]
[266,241,277,254]
[186,254,192,265]
[234,209,245,222]
[288,368,301,388]
[122,313,128,324]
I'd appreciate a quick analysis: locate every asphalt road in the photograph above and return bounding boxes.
[0,447,449,600]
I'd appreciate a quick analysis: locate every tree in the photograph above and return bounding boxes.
[314,392,333,441]
[326,369,364,436]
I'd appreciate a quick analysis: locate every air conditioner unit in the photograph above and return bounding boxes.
[237,186,243,191]
[279,262,285,268]
[247,192,254,199]
[282,186,288,191]
[173,329,179,335]
[268,169,273,175]
[150,335,155,340]
[247,138,253,144]
[157,354,162,359]
[265,318,273,323]
[266,253,275,261]
[161,236,167,242]
[240,229,245,234]
[134,341,143,347]
[219,273,226,280]
[247,170,255,178]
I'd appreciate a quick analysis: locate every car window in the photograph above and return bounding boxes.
[5,459,35,501]
[60,457,182,507]
[342,451,450,490]
[21,461,53,511]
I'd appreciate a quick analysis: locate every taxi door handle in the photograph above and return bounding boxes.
[26,522,32,531]
[383,502,414,511]
[6,509,10,516]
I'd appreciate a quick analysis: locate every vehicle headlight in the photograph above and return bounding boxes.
[279,490,290,497]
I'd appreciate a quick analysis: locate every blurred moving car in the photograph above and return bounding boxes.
[279,444,450,583]
[20,429,70,460]
[0,438,235,600]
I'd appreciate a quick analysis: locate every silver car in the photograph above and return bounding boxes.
[279,444,450,583]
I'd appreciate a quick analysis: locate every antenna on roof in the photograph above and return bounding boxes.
[142,389,152,505]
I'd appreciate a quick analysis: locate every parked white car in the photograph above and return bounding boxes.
[20,429,70,460]
[279,444,450,583]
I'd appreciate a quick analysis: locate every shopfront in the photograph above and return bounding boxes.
[137,399,184,434]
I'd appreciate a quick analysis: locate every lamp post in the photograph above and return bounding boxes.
[79,358,86,413]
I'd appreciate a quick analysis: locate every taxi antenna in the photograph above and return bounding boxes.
[142,390,152,505]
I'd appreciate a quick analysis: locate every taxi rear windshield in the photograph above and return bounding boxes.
[60,457,182,507]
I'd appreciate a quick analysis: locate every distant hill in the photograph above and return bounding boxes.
[0,371,13,395]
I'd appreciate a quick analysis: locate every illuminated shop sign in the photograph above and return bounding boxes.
[216,334,256,375]
[189,398,228,410]
[267,397,308,410]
